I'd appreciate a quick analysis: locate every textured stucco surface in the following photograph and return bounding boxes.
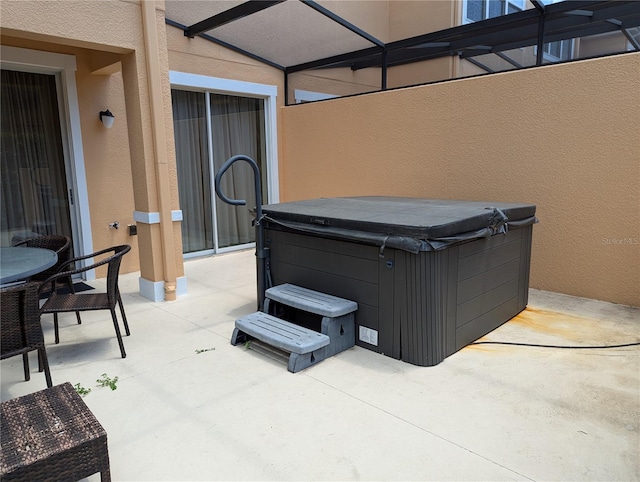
[280,53,640,306]
[0,0,142,52]
[1,0,182,282]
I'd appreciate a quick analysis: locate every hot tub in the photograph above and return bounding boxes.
[261,197,537,366]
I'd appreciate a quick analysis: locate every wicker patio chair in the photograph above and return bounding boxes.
[12,234,82,325]
[0,282,53,388]
[40,245,131,359]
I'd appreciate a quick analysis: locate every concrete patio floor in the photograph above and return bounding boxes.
[1,249,638,481]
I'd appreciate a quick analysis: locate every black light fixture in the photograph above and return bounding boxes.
[99,109,114,128]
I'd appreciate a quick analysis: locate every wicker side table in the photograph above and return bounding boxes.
[0,382,111,482]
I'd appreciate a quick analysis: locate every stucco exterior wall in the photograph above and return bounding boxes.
[76,58,138,277]
[280,53,640,306]
[166,26,284,91]
[0,40,140,278]
[0,0,140,53]
[389,0,456,41]
[1,0,184,291]
[389,57,455,88]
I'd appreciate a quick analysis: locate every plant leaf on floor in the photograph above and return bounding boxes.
[195,347,215,354]
[74,383,92,397]
[97,373,119,390]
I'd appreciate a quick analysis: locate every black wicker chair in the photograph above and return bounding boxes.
[12,234,82,324]
[0,282,53,388]
[40,245,131,359]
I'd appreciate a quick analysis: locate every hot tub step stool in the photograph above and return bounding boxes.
[231,284,357,372]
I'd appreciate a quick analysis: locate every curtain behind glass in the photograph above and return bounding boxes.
[0,69,71,246]
[210,94,265,248]
[171,89,212,253]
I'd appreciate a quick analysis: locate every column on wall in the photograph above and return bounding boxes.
[120,1,185,301]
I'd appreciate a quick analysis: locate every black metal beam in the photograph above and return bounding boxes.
[301,0,385,48]
[496,51,523,68]
[349,18,536,70]
[349,1,640,70]
[370,14,637,71]
[184,0,285,38]
[351,50,436,71]
[531,0,545,13]
[387,8,539,51]
[622,28,640,50]
[408,42,451,49]
[166,19,285,70]
[545,2,640,37]
[286,45,383,73]
[284,70,289,106]
[565,9,594,17]
[464,57,494,73]
[536,6,545,65]
[381,50,387,90]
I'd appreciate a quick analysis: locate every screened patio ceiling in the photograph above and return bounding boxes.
[164,0,640,98]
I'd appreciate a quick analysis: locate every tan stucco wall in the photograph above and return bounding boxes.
[0,0,140,53]
[166,26,284,90]
[579,32,630,58]
[389,57,455,88]
[0,36,140,278]
[77,60,139,277]
[280,53,640,306]
[1,0,184,286]
[389,0,456,41]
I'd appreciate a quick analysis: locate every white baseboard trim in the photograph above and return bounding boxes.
[176,276,188,296]
[139,276,188,301]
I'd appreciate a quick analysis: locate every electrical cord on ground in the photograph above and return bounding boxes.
[470,341,640,349]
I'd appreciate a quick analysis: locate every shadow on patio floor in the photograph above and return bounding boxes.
[2,249,638,481]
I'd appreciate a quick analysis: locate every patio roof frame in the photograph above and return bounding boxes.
[166,0,640,105]
[166,18,285,71]
[318,0,640,72]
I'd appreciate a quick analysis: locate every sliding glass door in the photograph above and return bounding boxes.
[0,69,73,247]
[172,88,267,256]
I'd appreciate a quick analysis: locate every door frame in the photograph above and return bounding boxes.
[169,71,280,257]
[1,46,94,277]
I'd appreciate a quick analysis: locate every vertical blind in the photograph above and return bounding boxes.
[0,69,71,246]
[172,89,266,254]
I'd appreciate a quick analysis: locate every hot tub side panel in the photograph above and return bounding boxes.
[389,225,532,366]
[265,228,396,356]
[392,248,449,366]
[264,224,533,366]
[452,224,532,354]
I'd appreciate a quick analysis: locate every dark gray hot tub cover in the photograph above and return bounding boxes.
[261,197,537,253]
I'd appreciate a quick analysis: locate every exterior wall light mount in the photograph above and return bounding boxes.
[99,109,115,128]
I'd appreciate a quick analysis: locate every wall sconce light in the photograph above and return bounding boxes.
[99,109,115,128]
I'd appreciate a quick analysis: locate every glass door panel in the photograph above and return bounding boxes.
[0,69,72,246]
[172,89,213,254]
[210,93,266,249]
[172,88,267,255]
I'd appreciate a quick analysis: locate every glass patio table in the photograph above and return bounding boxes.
[0,247,58,285]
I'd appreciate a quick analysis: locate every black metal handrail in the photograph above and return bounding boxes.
[214,155,267,310]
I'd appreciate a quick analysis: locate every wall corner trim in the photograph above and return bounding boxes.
[133,210,183,224]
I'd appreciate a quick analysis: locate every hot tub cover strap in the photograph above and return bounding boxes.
[263,212,537,254]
